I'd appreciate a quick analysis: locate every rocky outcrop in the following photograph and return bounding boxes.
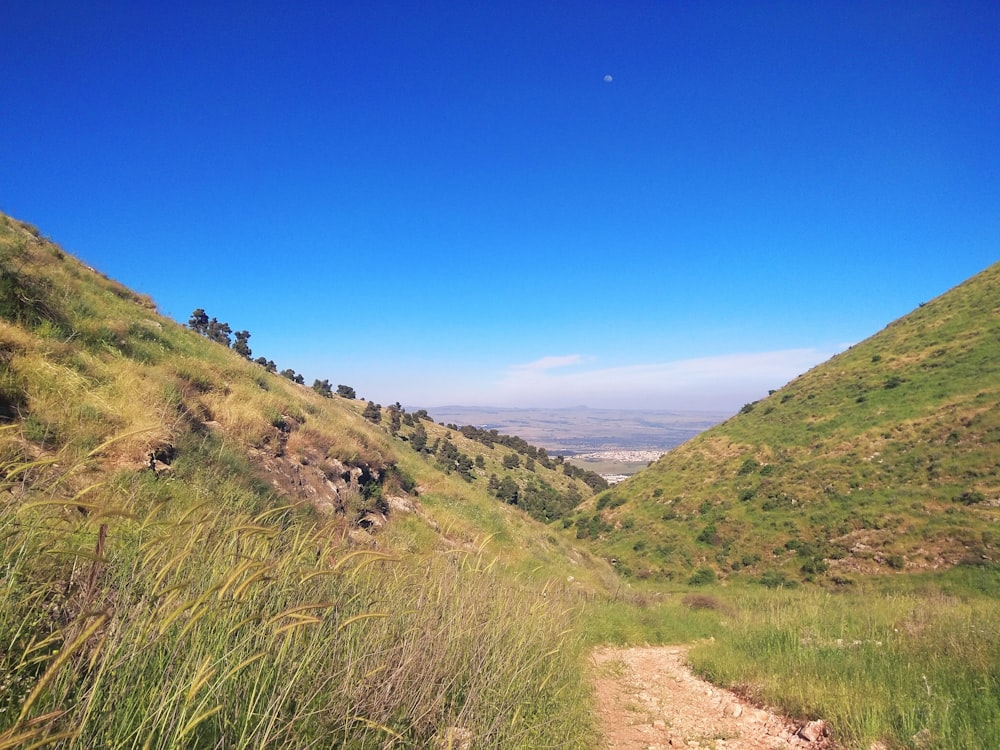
[244,418,428,542]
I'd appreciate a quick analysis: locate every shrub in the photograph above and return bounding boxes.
[688,567,717,586]
[312,379,333,397]
[758,571,797,589]
[697,523,720,545]
[800,556,829,576]
[410,424,427,452]
[955,490,985,505]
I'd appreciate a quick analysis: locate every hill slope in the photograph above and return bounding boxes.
[568,261,1000,584]
[0,213,613,747]
[0,212,610,580]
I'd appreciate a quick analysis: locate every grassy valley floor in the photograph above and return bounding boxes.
[581,568,1000,750]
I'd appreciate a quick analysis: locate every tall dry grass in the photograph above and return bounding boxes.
[0,436,596,748]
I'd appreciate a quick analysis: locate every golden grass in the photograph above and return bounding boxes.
[0,446,597,747]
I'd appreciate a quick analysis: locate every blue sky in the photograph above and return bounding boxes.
[2,1,997,412]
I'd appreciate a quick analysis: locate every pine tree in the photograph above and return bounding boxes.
[233,330,252,359]
[188,308,209,334]
[363,400,382,423]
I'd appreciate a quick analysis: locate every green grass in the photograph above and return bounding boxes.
[578,571,1000,750]
[580,592,725,646]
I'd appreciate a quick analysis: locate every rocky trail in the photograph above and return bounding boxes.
[591,646,837,750]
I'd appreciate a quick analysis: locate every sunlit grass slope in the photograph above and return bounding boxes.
[582,567,1000,750]
[0,213,610,747]
[567,261,1000,584]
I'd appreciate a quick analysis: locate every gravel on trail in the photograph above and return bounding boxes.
[591,646,838,750]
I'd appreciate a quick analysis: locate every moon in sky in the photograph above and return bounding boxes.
[603,74,613,83]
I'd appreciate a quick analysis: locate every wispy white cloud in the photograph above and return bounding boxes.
[491,348,838,411]
[510,354,586,372]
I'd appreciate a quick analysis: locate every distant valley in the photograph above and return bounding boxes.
[416,405,731,479]
[418,405,731,453]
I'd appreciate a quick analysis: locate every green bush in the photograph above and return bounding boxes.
[955,490,985,505]
[697,523,720,545]
[688,567,717,586]
[758,571,797,589]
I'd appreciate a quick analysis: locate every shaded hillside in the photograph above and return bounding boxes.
[568,261,1000,584]
[0,213,612,747]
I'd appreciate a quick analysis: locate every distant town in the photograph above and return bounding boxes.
[419,406,730,483]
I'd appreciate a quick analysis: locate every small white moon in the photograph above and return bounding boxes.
[603,74,613,83]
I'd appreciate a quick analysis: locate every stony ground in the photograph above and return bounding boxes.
[591,646,838,750]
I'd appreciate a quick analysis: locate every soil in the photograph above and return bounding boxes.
[591,646,838,750]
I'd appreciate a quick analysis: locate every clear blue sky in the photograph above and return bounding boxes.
[2,1,997,412]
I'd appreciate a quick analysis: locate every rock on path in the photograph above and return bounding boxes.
[591,646,836,750]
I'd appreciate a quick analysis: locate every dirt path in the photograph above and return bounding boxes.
[591,646,836,750]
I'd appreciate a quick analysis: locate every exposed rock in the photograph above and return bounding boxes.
[723,701,743,718]
[798,720,828,742]
[387,494,416,513]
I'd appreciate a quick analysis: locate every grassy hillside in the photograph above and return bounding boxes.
[0,213,610,576]
[568,261,1000,584]
[0,213,614,747]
